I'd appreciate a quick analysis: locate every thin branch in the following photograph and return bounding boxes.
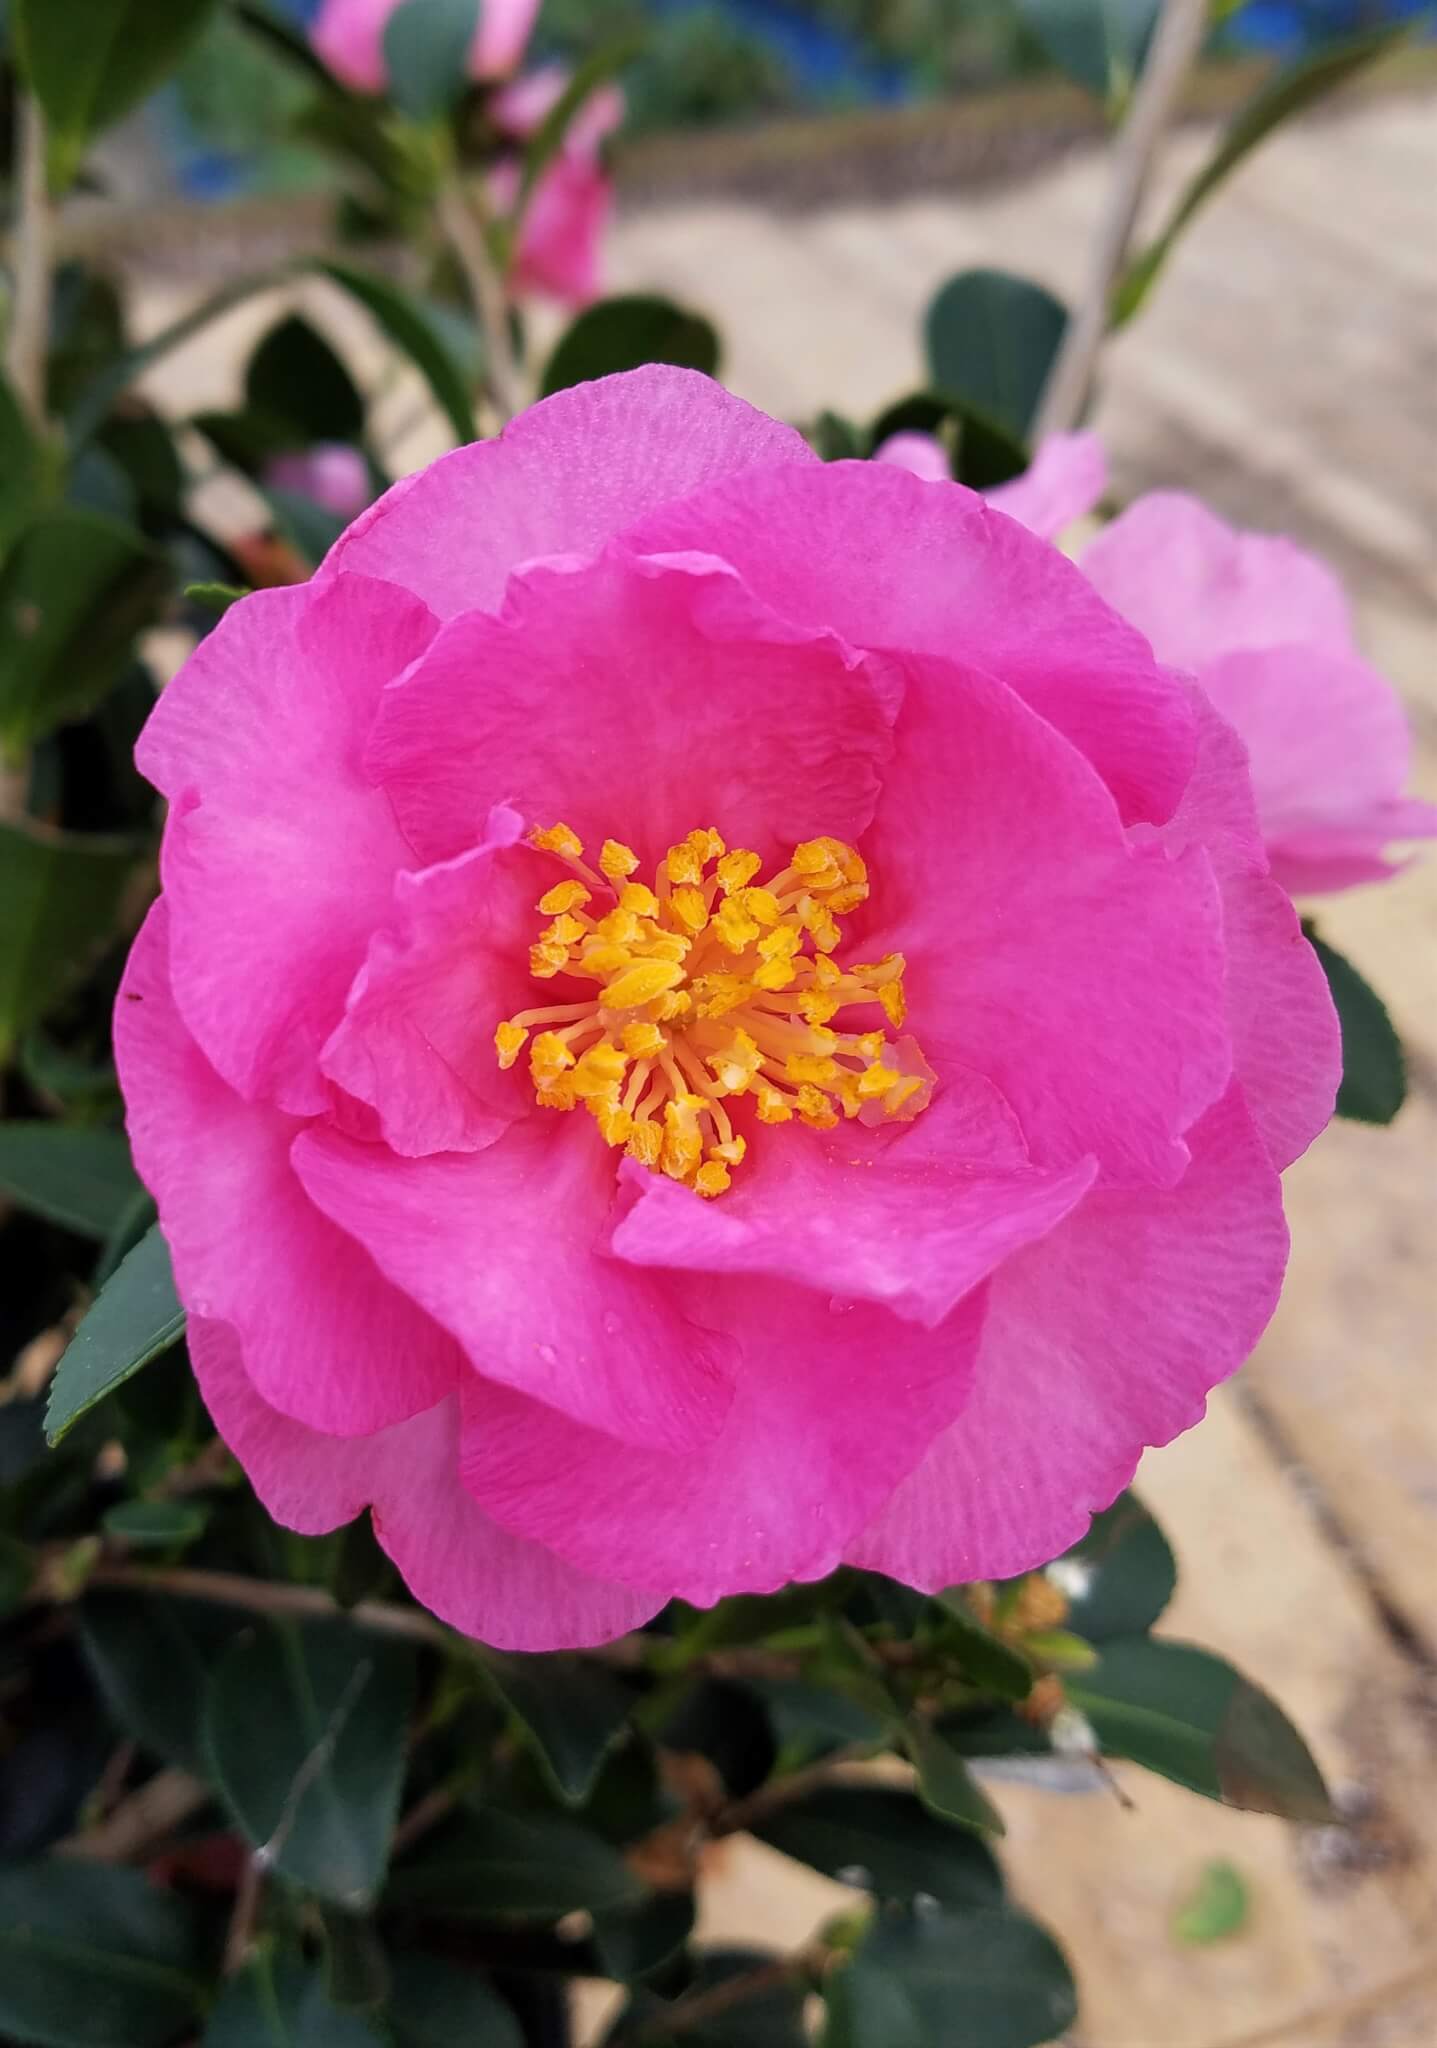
[711,1744,880,1839]
[435,173,522,424]
[5,89,52,426]
[1033,0,1209,438]
[618,1947,826,2045]
[223,1856,265,1976]
[82,1561,454,1649]
[54,1767,210,1863]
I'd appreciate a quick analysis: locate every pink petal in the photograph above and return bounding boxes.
[507,151,611,308]
[1200,643,1437,893]
[493,63,624,153]
[460,1279,988,1606]
[365,546,898,871]
[190,1318,656,1650]
[137,576,436,1115]
[848,1086,1287,1585]
[311,0,539,92]
[1148,686,1338,1170]
[861,656,1231,1188]
[319,807,539,1157]
[471,0,541,80]
[610,1067,1096,1327]
[984,431,1106,540]
[872,432,951,483]
[263,444,373,523]
[290,1116,734,1454]
[1079,491,1356,669]
[624,460,1197,827]
[116,905,460,1435]
[324,367,815,621]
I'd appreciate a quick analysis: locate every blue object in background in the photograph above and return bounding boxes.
[649,0,912,103]
[1225,0,1432,51]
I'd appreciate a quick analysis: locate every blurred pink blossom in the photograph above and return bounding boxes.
[311,0,540,94]
[490,64,625,308]
[264,444,373,522]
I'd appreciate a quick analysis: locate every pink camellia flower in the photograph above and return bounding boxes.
[311,0,540,94]
[991,438,1437,894]
[874,427,1106,542]
[490,65,625,308]
[264,444,373,523]
[116,368,1339,1650]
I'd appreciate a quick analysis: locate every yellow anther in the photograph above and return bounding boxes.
[537,880,590,916]
[755,1085,794,1124]
[857,1063,901,1099]
[619,881,659,917]
[529,944,566,980]
[669,885,709,934]
[796,1085,840,1129]
[653,988,693,1021]
[600,839,639,879]
[530,1032,576,1082]
[626,1121,663,1168]
[813,954,843,988]
[665,840,704,885]
[786,1053,840,1087]
[797,990,841,1024]
[879,980,908,1028]
[622,1021,665,1059]
[570,1044,629,1099]
[707,1029,762,1094]
[494,1020,528,1069]
[576,941,630,977]
[828,883,869,915]
[711,1135,748,1166]
[714,897,761,953]
[531,822,583,859]
[695,1160,731,1198]
[885,1074,926,1115]
[740,887,782,926]
[716,849,762,894]
[541,913,585,949]
[752,956,798,991]
[758,924,801,961]
[594,1101,633,1146]
[602,959,685,1010]
[688,826,726,864]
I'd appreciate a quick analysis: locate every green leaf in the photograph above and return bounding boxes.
[1014,0,1159,103]
[13,0,220,187]
[0,819,138,1061]
[0,1860,205,2048]
[1044,1489,1177,1640]
[924,270,1068,445]
[1172,1858,1251,1946]
[542,295,720,400]
[0,369,46,559]
[1114,22,1414,325]
[101,1499,210,1551]
[590,1891,696,1984]
[1067,1639,1336,1820]
[318,261,477,445]
[475,1651,633,1804]
[0,509,168,748]
[932,1592,1034,1699]
[0,1531,35,1617]
[0,1122,138,1238]
[823,1905,1077,2048]
[388,1808,646,1921]
[1305,928,1405,1124]
[319,1908,390,2014]
[606,1947,808,2048]
[904,1718,1005,1836]
[67,272,280,444]
[206,1952,391,2048]
[382,0,479,120]
[756,1786,1003,1908]
[386,1954,522,2048]
[205,1617,416,1907]
[79,1589,234,1772]
[185,581,248,616]
[246,313,365,445]
[46,1225,185,1444]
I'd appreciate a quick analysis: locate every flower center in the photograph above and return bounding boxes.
[495,824,934,1196]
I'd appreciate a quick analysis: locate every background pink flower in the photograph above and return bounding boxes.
[117,369,1338,1650]
[311,0,540,94]
[490,65,626,308]
[264,443,373,522]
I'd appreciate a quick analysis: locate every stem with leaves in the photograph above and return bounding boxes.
[1034,0,1209,437]
[436,173,521,424]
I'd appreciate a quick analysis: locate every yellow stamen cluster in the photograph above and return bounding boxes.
[495,824,935,1196]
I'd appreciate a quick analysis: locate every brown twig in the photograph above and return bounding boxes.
[617,1947,827,2045]
[54,1767,210,1863]
[222,1855,265,1976]
[5,90,52,427]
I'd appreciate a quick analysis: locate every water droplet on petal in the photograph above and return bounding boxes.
[828,1296,857,1316]
[536,1342,557,1365]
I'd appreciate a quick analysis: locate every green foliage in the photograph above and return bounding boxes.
[1306,927,1407,1123]
[924,269,1070,445]
[1172,1859,1251,1945]
[823,1905,1078,2048]
[756,1785,1004,1906]
[542,294,722,398]
[0,816,137,1061]
[1014,0,1160,106]
[0,1121,139,1236]
[45,1224,186,1443]
[382,0,481,121]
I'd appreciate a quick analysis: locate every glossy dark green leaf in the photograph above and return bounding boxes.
[1046,1489,1177,1640]
[68,273,280,444]
[382,0,479,119]
[756,1785,1003,1908]
[0,1532,35,1616]
[750,1678,888,1763]
[13,0,220,186]
[0,369,46,558]
[0,509,167,748]
[318,261,477,444]
[476,1651,633,1804]
[605,1947,807,2048]
[590,1890,696,1984]
[101,1499,209,1550]
[96,412,186,524]
[932,1592,1034,1699]
[904,1718,1005,1835]
[1114,22,1414,324]
[388,1808,646,1921]
[1014,0,1159,102]
[1305,929,1405,1123]
[0,1122,138,1238]
[925,269,1068,445]
[205,1618,416,1906]
[79,1589,233,1772]
[1067,1639,1335,1820]
[542,295,720,400]
[320,1908,390,2013]
[95,1185,158,1286]
[811,411,864,462]
[46,1225,185,1443]
[823,1906,1077,2048]
[659,1677,776,1798]
[206,1952,390,2048]
[0,1860,205,2048]
[0,818,138,1061]
[386,1954,522,2048]
[184,581,248,616]
[246,314,364,445]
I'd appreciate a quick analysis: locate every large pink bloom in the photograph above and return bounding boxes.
[311,0,539,93]
[116,368,1338,1649]
[986,437,1437,895]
